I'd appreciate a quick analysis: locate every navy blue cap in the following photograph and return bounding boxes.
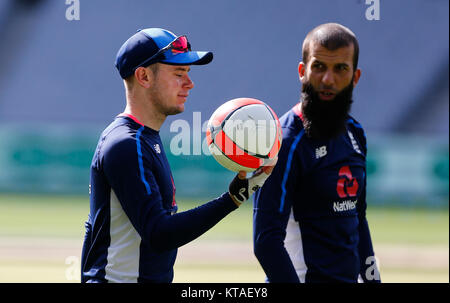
[115,28,213,79]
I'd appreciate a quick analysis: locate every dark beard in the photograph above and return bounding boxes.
[301,81,354,140]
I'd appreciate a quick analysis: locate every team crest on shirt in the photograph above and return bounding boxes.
[154,144,161,154]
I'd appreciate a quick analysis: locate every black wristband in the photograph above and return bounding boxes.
[229,175,249,203]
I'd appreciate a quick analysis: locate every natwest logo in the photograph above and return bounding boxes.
[336,166,359,198]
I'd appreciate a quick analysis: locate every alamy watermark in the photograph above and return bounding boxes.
[65,0,80,21]
[365,256,381,281]
[66,254,380,282]
[65,255,81,281]
[64,1,380,23]
[365,0,380,21]
[169,112,277,156]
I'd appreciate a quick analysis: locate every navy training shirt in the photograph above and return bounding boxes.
[81,114,238,283]
[253,103,380,283]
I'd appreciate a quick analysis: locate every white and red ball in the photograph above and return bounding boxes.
[206,98,282,172]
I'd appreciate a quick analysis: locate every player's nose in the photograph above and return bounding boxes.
[321,70,335,86]
[184,75,194,90]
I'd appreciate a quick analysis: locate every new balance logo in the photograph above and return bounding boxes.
[154,144,161,154]
[315,146,327,159]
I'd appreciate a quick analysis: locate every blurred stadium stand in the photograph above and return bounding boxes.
[0,0,448,206]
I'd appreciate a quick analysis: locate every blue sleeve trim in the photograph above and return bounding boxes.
[279,129,304,213]
[136,126,152,195]
[347,118,362,129]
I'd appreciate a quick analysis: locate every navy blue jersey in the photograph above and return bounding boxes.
[81,114,237,283]
[253,103,379,283]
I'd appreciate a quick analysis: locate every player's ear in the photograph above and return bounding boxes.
[352,68,361,87]
[134,67,152,89]
[298,62,306,81]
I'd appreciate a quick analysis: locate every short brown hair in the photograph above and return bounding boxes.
[302,23,359,70]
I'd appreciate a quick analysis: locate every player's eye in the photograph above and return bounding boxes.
[312,62,325,70]
[336,64,348,72]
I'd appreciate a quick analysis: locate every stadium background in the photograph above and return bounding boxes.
[0,0,448,282]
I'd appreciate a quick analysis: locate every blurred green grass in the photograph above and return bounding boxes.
[0,194,448,282]
[366,206,449,245]
[3,194,447,244]
[0,194,89,238]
